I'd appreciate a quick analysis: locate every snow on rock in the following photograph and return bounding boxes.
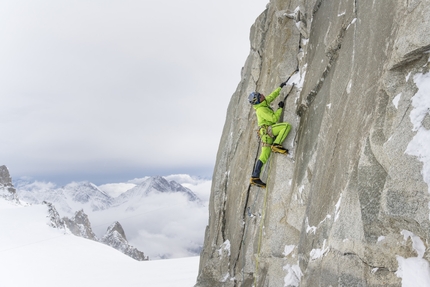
[43,201,66,229]
[102,221,148,261]
[63,209,98,241]
[396,230,430,287]
[406,72,430,193]
[309,239,329,261]
[0,165,18,203]
[283,245,296,257]
[218,239,231,257]
[283,264,303,287]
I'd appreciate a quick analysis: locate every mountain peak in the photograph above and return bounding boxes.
[105,221,127,241]
[102,221,147,261]
[116,176,200,203]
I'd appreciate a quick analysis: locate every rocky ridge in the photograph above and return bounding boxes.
[196,0,430,286]
[0,165,19,203]
[102,221,148,261]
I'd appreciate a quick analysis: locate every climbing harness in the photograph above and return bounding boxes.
[256,125,275,147]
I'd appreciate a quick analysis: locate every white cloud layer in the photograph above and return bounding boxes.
[16,174,212,259]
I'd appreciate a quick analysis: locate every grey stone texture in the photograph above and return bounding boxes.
[63,209,99,241]
[0,165,18,202]
[195,0,430,286]
[102,221,148,261]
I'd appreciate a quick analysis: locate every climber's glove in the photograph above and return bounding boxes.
[280,81,288,88]
[278,101,285,108]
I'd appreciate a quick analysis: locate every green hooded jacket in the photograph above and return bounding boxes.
[253,87,282,127]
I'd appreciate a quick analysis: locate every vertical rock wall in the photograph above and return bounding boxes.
[196,0,430,286]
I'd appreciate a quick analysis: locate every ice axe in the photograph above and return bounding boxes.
[280,69,298,101]
[282,83,295,102]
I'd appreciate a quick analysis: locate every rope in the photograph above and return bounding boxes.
[254,155,273,286]
[242,184,258,283]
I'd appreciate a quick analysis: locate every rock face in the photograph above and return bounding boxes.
[43,201,66,229]
[0,165,18,202]
[196,1,430,286]
[102,221,148,261]
[63,210,148,260]
[63,209,99,241]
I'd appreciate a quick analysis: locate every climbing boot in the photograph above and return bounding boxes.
[250,177,266,188]
[271,144,288,154]
[252,160,264,178]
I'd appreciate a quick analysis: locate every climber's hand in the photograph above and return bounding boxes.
[278,101,285,108]
[280,81,288,88]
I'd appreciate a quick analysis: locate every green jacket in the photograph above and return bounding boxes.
[253,87,282,127]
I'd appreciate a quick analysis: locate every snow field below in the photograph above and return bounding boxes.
[0,199,199,287]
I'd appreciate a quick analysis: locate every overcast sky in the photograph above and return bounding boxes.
[0,1,268,185]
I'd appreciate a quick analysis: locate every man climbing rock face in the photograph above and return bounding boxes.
[248,81,292,188]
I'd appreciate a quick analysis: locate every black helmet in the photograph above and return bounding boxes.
[248,92,261,105]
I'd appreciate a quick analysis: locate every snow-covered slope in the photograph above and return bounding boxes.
[0,198,198,287]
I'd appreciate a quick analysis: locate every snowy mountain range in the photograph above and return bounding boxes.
[15,175,200,214]
[14,172,210,260]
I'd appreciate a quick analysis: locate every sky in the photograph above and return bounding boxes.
[0,0,269,185]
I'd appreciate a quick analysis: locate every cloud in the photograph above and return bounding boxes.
[16,174,213,259]
[89,181,211,259]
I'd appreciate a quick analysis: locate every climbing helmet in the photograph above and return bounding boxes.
[248,92,261,105]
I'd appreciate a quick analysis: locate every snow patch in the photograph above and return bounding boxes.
[305,217,317,234]
[396,230,430,286]
[334,193,342,222]
[406,72,412,82]
[378,236,386,243]
[347,79,352,94]
[310,239,329,260]
[409,73,430,131]
[346,18,357,30]
[221,272,230,282]
[283,264,303,287]
[298,185,304,194]
[401,230,426,258]
[396,257,430,287]
[283,245,296,257]
[393,93,401,109]
[218,239,231,257]
[406,73,430,195]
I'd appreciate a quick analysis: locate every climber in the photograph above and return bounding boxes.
[248,81,292,188]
